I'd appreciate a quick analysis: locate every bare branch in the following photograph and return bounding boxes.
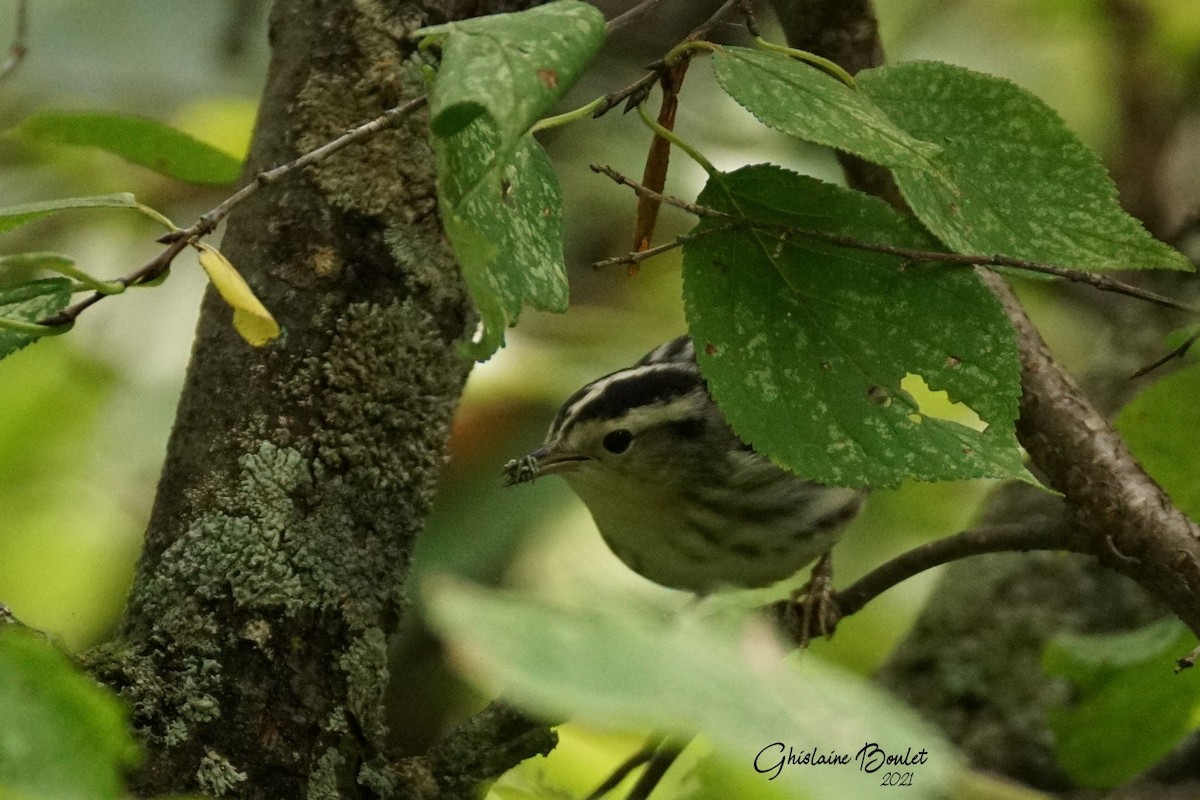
[595,0,743,117]
[981,270,1200,636]
[584,735,664,799]
[592,163,1200,317]
[590,163,728,218]
[766,519,1082,645]
[424,700,558,795]
[591,224,736,270]
[1132,329,1200,377]
[605,0,674,35]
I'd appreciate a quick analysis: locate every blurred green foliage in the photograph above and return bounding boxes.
[0,626,140,799]
[0,1,266,654]
[1043,619,1200,788]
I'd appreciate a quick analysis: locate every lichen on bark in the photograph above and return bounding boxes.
[83,1,532,797]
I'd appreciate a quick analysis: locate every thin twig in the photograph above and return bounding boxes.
[0,0,28,80]
[585,735,664,799]
[784,230,1199,315]
[594,0,742,117]
[591,224,736,269]
[36,96,429,328]
[592,164,1200,317]
[1131,328,1200,377]
[605,0,674,35]
[736,0,761,38]
[184,95,429,243]
[626,741,683,800]
[590,163,728,218]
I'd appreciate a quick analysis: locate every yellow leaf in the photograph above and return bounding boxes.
[195,242,280,346]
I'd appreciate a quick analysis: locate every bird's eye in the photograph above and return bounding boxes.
[602,429,634,454]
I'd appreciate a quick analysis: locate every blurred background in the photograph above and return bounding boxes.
[1,0,1197,794]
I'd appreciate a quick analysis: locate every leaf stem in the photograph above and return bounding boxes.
[134,202,178,232]
[0,253,126,295]
[661,39,717,66]
[46,263,126,295]
[753,36,857,88]
[0,315,72,337]
[635,102,714,175]
[530,96,605,133]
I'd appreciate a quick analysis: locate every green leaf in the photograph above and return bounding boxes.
[16,111,243,185]
[1043,618,1200,788]
[0,279,73,360]
[420,2,601,358]
[0,627,140,799]
[422,0,604,357]
[1114,363,1200,520]
[0,193,139,235]
[0,252,75,273]
[683,165,1028,488]
[426,580,959,800]
[711,47,942,172]
[856,62,1190,271]
[418,1,605,145]
[435,118,568,360]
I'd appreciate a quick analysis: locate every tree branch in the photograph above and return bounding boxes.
[768,519,1087,644]
[605,0,674,36]
[594,0,742,117]
[423,700,558,798]
[979,269,1200,633]
[591,163,1200,317]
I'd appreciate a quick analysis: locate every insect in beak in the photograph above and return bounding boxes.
[502,445,589,486]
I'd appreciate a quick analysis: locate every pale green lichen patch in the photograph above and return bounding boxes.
[308,298,468,502]
[133,442,315,626]
[82,639,224,749]
[339,628,389,736]
[293,38,433,222]
[307,747,346,800]
[197,750,248,797]
[112,293,469,788]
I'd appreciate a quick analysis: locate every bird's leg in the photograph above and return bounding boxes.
[789,552,841,647]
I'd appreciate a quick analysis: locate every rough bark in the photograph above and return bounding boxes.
[83,1,548,797]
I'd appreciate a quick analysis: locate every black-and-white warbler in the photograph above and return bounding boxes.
[504,336,865,593]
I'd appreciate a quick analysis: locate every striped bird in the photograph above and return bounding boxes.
[504,336,865,593]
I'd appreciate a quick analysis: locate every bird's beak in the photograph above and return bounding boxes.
[503,444,589,486]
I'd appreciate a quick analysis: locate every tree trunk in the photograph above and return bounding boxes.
[83,2,542,796]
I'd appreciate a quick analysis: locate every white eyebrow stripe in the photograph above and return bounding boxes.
[549,360,702,439]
